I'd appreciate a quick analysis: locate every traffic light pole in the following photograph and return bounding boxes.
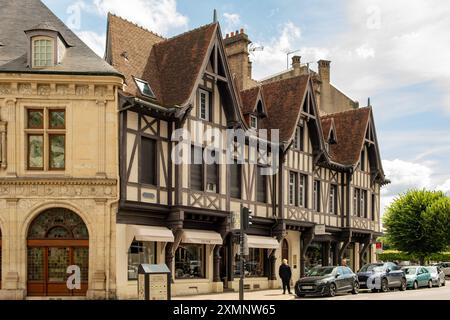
[239,206,245,301]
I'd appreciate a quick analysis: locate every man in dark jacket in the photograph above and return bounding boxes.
[279,259,292,294]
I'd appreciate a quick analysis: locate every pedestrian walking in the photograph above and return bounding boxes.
[279,259,292,294]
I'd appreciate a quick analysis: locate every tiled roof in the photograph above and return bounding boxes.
[321,107,371,166]
[108,14,217,107]
[0,0,120,76]
[240,86,260,114]
[260,75,310,142]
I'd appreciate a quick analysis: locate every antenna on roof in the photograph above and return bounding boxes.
[213,9,218,23]
[368,97,371,107]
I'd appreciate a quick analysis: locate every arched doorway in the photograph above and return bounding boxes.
[282,239,289,262]
[27,208,89,296]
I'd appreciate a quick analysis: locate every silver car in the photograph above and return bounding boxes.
[433,262,450,277]
[425,266,446,287]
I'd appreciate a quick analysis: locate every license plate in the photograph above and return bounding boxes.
[302,286,313,290]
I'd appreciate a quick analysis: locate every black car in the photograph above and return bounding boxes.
[295,266,359,297]
[357,262,406,292]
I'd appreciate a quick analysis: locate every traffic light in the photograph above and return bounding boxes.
[241,207,253,231]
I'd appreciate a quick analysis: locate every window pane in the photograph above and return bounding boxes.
[140,137,156,185]
[49,135,65,169]
[230,161,241,199]
[28,135,43,169]
[49,110,65,129]
[175,244,205,279]
[245,248,265,277]
[190,145,203,191]
[28,110,44,128]
[256,166,267,203]
[128,241,156,280]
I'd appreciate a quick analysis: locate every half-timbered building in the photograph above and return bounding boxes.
[107,16,388,298]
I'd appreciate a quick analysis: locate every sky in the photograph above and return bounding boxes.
[42,0,450,214]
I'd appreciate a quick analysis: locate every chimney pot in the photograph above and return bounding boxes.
[318,59,331,83]
[292,55,301,69]
[236,30,239,35]
[240,28,244,34]
[231,31,234,37]
[226,34,229,38]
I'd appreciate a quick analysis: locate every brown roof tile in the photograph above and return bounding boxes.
[240,86,260,114]
[260,75,309,142]
[108,14,216,107]
[321,107,370,165]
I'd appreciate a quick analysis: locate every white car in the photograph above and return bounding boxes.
[433,262,450,277]
[425,266,446,287]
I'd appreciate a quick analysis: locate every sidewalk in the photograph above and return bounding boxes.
[173,289,296,300]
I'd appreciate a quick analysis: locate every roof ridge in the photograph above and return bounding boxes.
[241,86,260,93]
[156,22,217,45]
[108,13,166,40]
[321,106,371,118]
[261,73,310,87]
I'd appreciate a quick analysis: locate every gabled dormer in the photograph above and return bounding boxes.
[240,86,267,130]
[24,22,71,68]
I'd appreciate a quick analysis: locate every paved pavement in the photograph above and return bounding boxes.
[173,280,450,300]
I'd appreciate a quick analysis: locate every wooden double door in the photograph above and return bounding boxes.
[27,242,88,296]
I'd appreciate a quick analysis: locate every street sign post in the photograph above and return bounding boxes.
[239,206,252,301]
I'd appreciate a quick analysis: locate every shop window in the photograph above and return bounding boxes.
[175,244,205,279]
[245,248,266,277]
[128,241,156,280]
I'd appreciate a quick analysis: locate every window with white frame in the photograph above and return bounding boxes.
[329,184,338,214]
[289,172,297,205]
[313,180,321,212]
[299,174,307,208]
[199,89,210,121]
[32,37,54,67]
[293,125,304,151]
[250,115,258,130]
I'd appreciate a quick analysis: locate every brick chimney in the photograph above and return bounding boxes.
[224,28,252,90]
[318,60,331,83]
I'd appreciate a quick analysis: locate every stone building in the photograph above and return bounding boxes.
[0,0,122,299]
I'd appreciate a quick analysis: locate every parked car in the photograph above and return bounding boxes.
[357,262,406,292]
[433,262,450,277]
[401,266,433,289]
[425,266,446,287]
[295,266,359,297]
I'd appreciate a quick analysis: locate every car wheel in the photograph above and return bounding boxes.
[442,280,446,286]
[428,280,433,288]
[328,283,337,297]
[437,280,442,287]
[371,288,379,293]
[400,278,407,291]
[413,281,418,290]
[351,281,359,294]
[381,278,389,292]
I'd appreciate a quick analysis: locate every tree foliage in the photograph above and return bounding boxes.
[383,189,450,263]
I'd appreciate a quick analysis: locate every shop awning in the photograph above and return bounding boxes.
[247,235,279,249]
[127,225,174,248]
[181,229,223,245]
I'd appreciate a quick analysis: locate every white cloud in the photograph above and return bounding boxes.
[251,22,302,79]
[92,0,188,35]
[223,13,240,26]
[76,30,106,57]
[380,158,450,215]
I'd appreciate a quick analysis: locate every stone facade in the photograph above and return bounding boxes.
[0,74,122,299]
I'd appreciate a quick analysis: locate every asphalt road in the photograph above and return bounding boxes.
[174,280,450,300]
[316,280,450,300]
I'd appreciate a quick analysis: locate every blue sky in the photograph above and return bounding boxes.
[42,0,450,212]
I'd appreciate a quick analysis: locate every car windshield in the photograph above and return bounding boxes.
[307,267,335,276]
[359,264,383,272]
[402,267,417,275]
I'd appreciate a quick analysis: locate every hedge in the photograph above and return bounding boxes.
[377,250,450,263]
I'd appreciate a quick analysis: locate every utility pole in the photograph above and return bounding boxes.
[239,205,252,301]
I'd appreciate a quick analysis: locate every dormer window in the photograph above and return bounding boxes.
[32,37,54,67]
[250,115,258,130]
[25,22,69,69]
[134,77,156,99]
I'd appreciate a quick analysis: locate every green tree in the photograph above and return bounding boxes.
[383,189,450,264]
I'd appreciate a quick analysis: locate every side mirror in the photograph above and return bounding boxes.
[335,273,341,278]
[386,269,391,273]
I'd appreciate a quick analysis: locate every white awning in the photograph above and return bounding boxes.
[126,225,174,248]
[247,235,279,249]
[181,229,223,245]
